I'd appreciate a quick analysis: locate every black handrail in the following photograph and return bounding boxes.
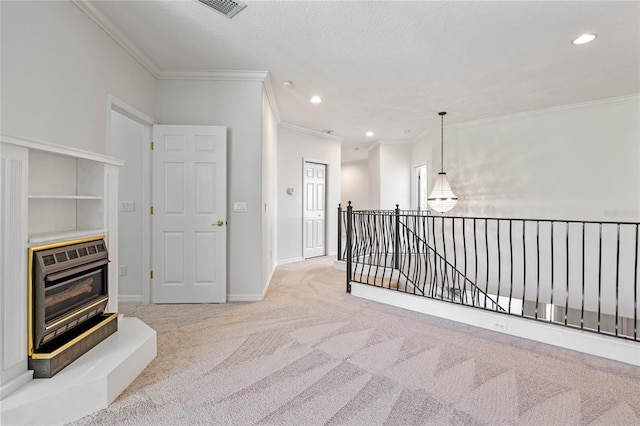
[341,203,640,342]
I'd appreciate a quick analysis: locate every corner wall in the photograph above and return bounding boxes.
[367,142,412,210]
[261,88,278,294]
[341,160,369,210]
[0,1,157,154]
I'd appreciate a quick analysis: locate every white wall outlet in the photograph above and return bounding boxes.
[119,265,127,276]
[492,321,507,331]
[119,201,135,212]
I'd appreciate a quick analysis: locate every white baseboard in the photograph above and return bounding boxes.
[118,294,143,303]
[262,266,276,298]
[227,294,264,302]
[333,260,346,271]
[351,282,640,367]
[277,257,304,266]
[0,371,33,401]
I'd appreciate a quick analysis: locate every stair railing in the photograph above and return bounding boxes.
[342,203,639,342]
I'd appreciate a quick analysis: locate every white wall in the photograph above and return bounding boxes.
[368,145,381,210]
[261,89,278,294]
[379,143,412,210]
[157,79,266,300]
[277,125,341,262]
[341,160,369,210]
[366,142,412,210]
[435,96,640,221]
[110,110,145,301]
[1,1,157,154]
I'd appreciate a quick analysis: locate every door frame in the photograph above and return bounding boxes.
[302,158,328,259]
[412,163,429,213]
[106,94,155,304]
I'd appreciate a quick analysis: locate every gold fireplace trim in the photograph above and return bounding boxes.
[28,235,106,356]
[30,312,118,360]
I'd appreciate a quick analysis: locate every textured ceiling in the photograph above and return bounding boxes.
[89,0,640,161]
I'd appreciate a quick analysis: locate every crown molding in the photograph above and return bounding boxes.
[262,73,281,124]
[155,70,270,81]
[279,122,344,141]
[72,0,161,78]
[454,94,640,130]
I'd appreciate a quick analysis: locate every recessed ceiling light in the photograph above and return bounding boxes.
[572,34,597,45]
[366,131,374,137]
[310,96,322,104]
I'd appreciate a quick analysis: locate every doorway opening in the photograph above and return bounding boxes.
[107,96,154,303]
[413,164,429,212]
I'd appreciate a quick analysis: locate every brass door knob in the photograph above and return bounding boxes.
[216,220,224,227]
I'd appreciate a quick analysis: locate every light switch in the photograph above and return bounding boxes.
[233,201,248,212]
[119,201,135,212]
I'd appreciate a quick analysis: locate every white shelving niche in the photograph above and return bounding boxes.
[28,150,106,241]
[0,134,123,245]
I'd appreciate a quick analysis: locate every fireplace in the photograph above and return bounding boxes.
[28,237,118,378]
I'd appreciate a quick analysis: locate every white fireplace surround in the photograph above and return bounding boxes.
[0,134,157,424]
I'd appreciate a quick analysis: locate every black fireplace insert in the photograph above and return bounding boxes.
[30,238,110,352]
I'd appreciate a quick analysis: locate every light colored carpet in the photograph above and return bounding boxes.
[74,256,640,425]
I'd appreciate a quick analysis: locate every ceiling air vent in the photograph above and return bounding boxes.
[198,0,247,19]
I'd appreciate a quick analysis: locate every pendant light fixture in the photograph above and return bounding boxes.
[427,111,458,214]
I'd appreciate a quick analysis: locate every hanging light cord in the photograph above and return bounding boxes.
[439,111,446,173]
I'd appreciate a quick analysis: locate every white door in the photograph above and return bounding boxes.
[303,162,326,258]
[152,125,227,303]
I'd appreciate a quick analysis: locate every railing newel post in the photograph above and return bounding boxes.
[346,201,353,293]
[394,204,400,271]
[337,204,342,261]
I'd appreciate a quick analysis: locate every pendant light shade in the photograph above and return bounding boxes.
[428,112,458,214]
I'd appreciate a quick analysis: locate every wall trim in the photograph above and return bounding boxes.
[72,0,161,77]
[1,134,124,167]
[262,265,276,299]
[227,294,264,302]
[277,257,304,266]
[107,94,156,127]
[0,371,32,401]
[106,97,154,305]
[262,74,281,124]
[118,295,144,303]
[156,70,269,81]
[279,122,344,142]
[351,282,640,367]
[454,94,640,130]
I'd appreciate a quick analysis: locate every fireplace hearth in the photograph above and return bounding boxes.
[28,237,117,378]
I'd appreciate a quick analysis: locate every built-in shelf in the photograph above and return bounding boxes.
[28,229,107,246]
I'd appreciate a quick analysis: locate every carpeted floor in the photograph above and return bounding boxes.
[74,256,640,425]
